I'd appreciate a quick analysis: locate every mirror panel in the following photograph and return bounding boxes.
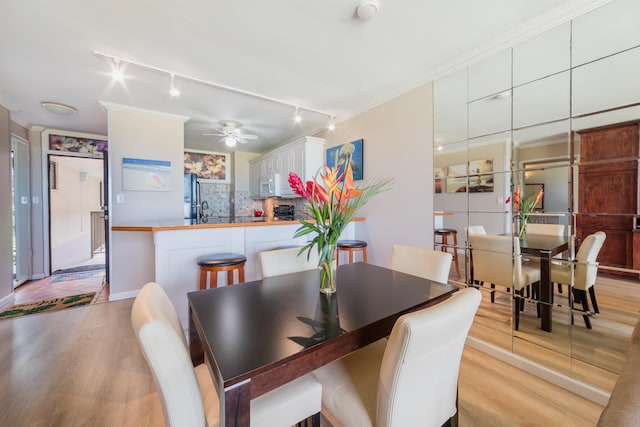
[468,49,511,101]
[468,95,511,138]
[434,104,467,145]
[434,68,467,113]
[571,0,640,67]
[572,46,640,117]
[513,72,570,129]
[513,23,570,86]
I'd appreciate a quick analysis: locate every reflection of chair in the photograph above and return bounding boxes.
[313,288,481,427]
[131,282,322,427]
[389,244,452,283]
[550,231,606,329]
[468,234,540,330]
[525,223,564,236]
[259,247,319,278]
[465,226,486,285]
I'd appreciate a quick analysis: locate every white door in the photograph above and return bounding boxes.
[11,135,30,287]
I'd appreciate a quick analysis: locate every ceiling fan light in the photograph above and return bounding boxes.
[224,136,237,147]
[41,101,77,115]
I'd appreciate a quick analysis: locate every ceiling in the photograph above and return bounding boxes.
[1,1,604,154]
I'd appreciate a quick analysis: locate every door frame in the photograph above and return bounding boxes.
[40,129,108,277]
[11,134,30,287]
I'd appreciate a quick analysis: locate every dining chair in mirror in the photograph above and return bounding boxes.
[550,231,607,329]
[469,234,541,330]
[389,244,452,284]
[526,223,565,236]
[132,282,323,427]
[464,226,487,285]
[259,247,320,278]
[313,287,481,427]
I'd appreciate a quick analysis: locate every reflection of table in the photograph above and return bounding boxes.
[188,263,456,426]
[519,234,569,332]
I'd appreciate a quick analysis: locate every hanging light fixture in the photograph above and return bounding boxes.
[169,73,180,97]
[224,136,237,147]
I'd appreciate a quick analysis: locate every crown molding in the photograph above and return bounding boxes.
[98,101,190,123]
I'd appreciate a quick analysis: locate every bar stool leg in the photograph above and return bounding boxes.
[362,249,367,263]
[199,269,207,291]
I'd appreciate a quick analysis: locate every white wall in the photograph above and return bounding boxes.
[316,83,434,267]
[105,104,188,299]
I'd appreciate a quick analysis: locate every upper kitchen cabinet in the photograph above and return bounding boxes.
[249,136,324,198]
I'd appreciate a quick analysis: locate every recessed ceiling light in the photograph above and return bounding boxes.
[41,101,77,115]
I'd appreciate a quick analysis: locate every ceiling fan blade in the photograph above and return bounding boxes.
[203,132,226,136]
[240,134,258,140]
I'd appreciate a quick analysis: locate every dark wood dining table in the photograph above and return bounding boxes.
[188,262,457,427]
[519,233,569,332]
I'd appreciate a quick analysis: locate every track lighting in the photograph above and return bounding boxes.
[169,74,180,97]
[112,58,124,82]
[294,107,302,123]
[327,116,335,131]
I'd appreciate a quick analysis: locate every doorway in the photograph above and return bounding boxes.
[11,135,30,288]
[48,155,106,273]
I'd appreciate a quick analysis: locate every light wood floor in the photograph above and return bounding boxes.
[0,298,604,427]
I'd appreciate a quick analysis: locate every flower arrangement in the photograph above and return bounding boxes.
[288,156,392,293]
[506,184,544,239]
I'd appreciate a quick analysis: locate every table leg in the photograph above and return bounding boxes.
[539,250,552,332]
[189,307,204,366]
[224,380,251,427]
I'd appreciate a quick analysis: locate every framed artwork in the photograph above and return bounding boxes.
[49,134,107,155]
[184,150,230,183]
[468,158,494,193]
[326,138,363,180]
[446,163,467,193]
[525,183,545,210]
[122,158,172,191]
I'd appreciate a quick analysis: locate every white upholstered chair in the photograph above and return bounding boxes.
[259,247,320,278]
[131,282,322,427]
[550,231,606,329]
[464,226,487,285]
[389,244,453,283]
[468,234,540,330]
[525,223,565,236]
[313,287,481,427]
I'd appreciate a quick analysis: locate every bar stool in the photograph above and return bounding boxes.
[336,240,368,265]
[434,229,460,278]
[197,253,247,290]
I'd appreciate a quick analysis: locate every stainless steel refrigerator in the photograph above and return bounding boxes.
[184,173,199,219]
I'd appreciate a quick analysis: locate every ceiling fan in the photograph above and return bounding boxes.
[203,121,258,147]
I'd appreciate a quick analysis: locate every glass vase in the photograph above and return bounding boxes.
[518,216,527,240]
[319,245,337,294]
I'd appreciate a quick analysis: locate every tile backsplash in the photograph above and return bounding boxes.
[199,182,305,217]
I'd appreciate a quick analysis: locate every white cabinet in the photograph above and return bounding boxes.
[250,136,325,198]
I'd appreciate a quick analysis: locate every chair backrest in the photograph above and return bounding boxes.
[465,225,487,235]
[259,247,320,278]
[376,287,481,427]
[575,231,606,289]
[468,233,526,290]
[525,223,565,236]
[389,244,452,283]
[131,282,206,427]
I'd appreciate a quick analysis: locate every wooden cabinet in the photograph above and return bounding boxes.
[577,122,640,274]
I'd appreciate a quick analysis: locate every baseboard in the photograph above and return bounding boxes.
[467,336,611,406]
[0,293,16,308]
[108,290,139,301]
[31,273,45,280]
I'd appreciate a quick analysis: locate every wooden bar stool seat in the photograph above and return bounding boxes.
[337,240,368,265]
[434,228,460,278]
[197,253,247,290]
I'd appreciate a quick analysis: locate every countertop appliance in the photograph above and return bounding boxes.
[273,204,295,220]
[260,173,281,198]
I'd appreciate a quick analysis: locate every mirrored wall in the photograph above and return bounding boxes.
[434,0,640,391]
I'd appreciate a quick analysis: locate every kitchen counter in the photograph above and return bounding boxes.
[112,216,364,231]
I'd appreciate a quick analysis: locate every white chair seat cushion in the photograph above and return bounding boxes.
[196,364,322,427]
[313,339,387,427]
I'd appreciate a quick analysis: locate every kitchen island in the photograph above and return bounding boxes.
[111,217,366,327]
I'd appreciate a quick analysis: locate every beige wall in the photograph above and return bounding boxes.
[0,105,12,303]
[316,83,435,266]
[106,104,187,299]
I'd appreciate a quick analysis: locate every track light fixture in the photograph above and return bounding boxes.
[169,74,180,97]
[95,50,337,129]
[327,116,336,131]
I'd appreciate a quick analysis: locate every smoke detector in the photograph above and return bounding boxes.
[356,0,379,20]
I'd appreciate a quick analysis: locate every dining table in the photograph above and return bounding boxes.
[188,262,457,427]
[519,233,570,332]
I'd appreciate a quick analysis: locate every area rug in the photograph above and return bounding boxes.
[0,292,96,320]
[52,264,105,274]
[50,270,105,283]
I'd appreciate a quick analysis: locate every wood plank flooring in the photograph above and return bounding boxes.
[0,298,604,427]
